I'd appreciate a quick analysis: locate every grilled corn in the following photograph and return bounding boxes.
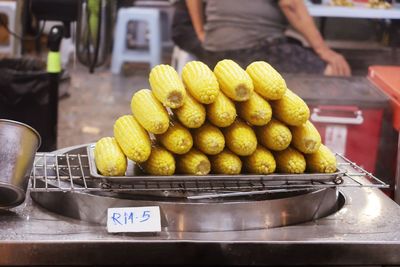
[246,61,287,100]
[210,149,242,175]
[192,122,225,155]
[140,146,176,175]
[173,93,206,128]
[182,61,220,104]
[243,145,276,174]
[306,144,337,173]
[291,120,321,154]
[206,91,237,127]
[176,148,211,175]
[94,137,127,176]
[149,64,186,108]
[256,118,292,151]
[131,89,169,134]
[214,59,254,101]
[271,89,310,126]
[157,121,193,154]
[274,147,306,174]
[236,91,272,126]
[114,115,152,162]
[224,119,257,156]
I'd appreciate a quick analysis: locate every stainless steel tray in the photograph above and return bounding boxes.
[31,144,388,196]
[86,144,345,185]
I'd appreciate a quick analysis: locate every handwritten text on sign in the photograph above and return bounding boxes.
[107,206,161,233]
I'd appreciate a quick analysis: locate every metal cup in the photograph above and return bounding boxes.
[0,119,41,209]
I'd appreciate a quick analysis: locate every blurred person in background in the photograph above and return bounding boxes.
[175,0,351,76]
[171,0,206,58]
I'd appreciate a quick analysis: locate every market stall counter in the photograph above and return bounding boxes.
[0,143,399,266]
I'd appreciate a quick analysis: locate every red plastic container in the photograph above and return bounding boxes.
[368,66,400,200]
[286,75,395,188]
[368,66,400,130]
[310,104,383,172]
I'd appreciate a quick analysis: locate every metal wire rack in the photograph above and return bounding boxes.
[30,149,389,195]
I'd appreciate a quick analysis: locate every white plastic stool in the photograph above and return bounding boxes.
[170,45,197,74]
[0,1,17,56]
[111,8,161,74]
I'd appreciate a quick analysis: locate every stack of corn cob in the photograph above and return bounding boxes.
[94,59,337,177]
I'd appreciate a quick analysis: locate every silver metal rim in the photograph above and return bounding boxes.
[0,119,42,149]
[30,184,340,231]
[0,181,26,209]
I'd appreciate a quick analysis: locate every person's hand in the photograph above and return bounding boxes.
[197,30,205,43]
[317,47,351,76]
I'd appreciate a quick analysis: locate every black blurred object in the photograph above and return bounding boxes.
[29,0,113,73]
[47,26,64,52]
[172,0,205,58]
[0,26,64,152]
[117,0,136,8]
[30,0,79,38]
[47,26,65,153]
[0,58,56,152]
[76,0,115,73]
[310,0,322,3]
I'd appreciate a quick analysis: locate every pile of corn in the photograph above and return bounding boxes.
[94,59,337,177]
[330,0,354,7]
[367,0,391,9]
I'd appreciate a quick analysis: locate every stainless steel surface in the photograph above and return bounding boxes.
[27,144,389,233]
[30,145,341,231]
[0,144,398,265]
[30,185,340,231]
[0,119,41,209]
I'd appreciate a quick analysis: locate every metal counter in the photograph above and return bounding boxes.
[1,185,400,265]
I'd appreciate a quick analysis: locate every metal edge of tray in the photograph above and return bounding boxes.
[30,177,342,231]
[85,144,345,184]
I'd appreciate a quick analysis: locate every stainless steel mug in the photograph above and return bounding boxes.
[0,119,41,209]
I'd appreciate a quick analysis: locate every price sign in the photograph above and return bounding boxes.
[107,206,161,233]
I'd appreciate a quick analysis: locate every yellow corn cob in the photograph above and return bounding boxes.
[176,148,211,175]
[192,122,225,155]
[236,92,272,126]
[182,61,220,104]
[114,115,152,163]
[224,119,257,156]
[306,144,337,173]
[210,149,242,175]
[157,121,193,154]
[243,145,276,174]
[270,89,310,126]
[149,64,186,108]
[291,120,321,154]
[274,147,306,174]
[140,146,176,176]
[214,59,254,101]
[256,118,292,151]
[131,89,170,134]
[206,91,237,127]
[94,137,127,176]
[173,93,206,128]
[246,61,287,100]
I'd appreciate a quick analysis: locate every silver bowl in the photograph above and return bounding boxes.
[0,119,41,209]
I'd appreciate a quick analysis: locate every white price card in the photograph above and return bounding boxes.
[107,206,161,233]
